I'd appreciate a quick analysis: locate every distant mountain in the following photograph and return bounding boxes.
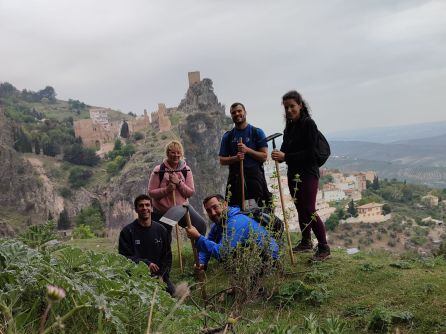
[327,120,446,143]
[326,131,446,188]
[330,133,446,167]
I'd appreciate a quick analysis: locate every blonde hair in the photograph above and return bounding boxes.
[165,140,184,157]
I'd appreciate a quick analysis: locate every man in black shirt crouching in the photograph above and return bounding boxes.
[119,194,174,295]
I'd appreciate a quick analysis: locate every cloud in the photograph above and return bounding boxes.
[1,0,445,134]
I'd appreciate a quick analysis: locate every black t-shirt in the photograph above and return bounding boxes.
[118,219,172,276]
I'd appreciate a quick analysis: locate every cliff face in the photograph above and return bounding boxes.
[177,79,232,209]
[178,78,225,114]
[0,108,52,234]
[104,78,232,229]
[0,77,232,233]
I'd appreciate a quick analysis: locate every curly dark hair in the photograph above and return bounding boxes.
[282,90,311,126]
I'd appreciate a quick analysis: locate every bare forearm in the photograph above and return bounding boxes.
[246,148,267,162]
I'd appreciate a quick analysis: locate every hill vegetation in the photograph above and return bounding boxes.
[326,179,446,253]
[1,221,446,333]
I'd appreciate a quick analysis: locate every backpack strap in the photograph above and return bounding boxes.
[158,162,166,183]
[180,166,188,180]
[158,162,188,183]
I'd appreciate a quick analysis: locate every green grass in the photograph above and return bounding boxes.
[68,236,446,333]
[0,208,28,231]
[64,237,116,252]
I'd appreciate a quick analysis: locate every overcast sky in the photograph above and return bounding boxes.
[1,0,445,135]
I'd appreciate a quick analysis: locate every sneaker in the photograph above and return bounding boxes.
[292,240,313,253]
[311,244,331,262]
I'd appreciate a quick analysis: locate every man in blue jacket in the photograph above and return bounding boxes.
[185,194,279,269]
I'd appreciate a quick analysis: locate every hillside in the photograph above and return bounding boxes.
[324,179,446,255]
[2,226,445,333]
[0,79,232,235]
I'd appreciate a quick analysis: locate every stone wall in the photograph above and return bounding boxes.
[150,103,172,132]
[188,71,201,87]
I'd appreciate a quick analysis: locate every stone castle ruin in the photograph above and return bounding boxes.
[73,108,150,150]
[73,71,218,153]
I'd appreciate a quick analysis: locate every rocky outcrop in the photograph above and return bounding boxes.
[177,78,225,115]
[104,78,231,229]
[0,108,51,232]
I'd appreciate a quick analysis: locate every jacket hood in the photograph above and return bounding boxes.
[227,206,241,218]
[162,158,187,170]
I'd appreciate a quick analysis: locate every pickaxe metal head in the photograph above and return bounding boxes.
[160,205,186,227]
[159,204,207,235]
[266,133,282,149]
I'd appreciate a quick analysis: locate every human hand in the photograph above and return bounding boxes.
[166,182,176,192]
[148,262,160,273]
[236,152,245,161]
[170,173,180,185]
[194,263,206,271]
[271,150,285,162]
[237,142,248,153]
[185,226,200,240]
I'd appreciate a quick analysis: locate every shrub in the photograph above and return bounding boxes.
[64,144,100,166]
[132,131,144,141]
[0,239,203,333]
[59,187,73,198]
[72,224,95,239]
[74,205,105,236]
[68,167,92,189]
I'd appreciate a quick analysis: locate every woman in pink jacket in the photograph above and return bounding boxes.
[148,140,195,236]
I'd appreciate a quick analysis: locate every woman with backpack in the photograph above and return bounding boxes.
[148,140,195,237]
[271,90,330,261]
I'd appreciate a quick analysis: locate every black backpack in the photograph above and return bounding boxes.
[315,130,331,167]
[157,162,188,183]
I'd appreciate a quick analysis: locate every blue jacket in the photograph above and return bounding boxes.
[197,207,279,265]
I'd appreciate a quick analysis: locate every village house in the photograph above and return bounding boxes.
[421,194,439,207]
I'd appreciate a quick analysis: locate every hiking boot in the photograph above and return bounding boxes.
[292,240,313,253]
[311,244,331,262]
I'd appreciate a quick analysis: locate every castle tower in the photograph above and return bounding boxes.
[188,71,200,87]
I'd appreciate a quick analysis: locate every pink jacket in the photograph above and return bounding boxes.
[148,159,195,214]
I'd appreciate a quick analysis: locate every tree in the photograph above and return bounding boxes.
[325,214,339,231]
[34,140,41,155]
[37,86,56,102]
[68,167,93,188]
[57,208,71,230]
[0,82,18,97]
[382,204,391,215]
[120,143,135,158]
[120,121,130,138]
[113,138,122,151]
[337,208,347,220]
[348,200,358,217]
[74,206,105,235]
[63,143,100,166]
[13,126,32,153]
[72,224,95,239]
[371,176,380,190]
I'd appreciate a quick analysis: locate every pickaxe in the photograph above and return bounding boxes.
[266,133,295,265]
[160,204,207,297]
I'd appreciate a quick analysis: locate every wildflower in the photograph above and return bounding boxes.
[46,285,66,302]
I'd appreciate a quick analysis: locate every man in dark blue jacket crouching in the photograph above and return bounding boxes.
[185,194,279,270]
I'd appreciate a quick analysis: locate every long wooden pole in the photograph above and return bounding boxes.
[274,151,295,265]
[172,191,184,273]
[239,138,245,211]
[185,208,207,299]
